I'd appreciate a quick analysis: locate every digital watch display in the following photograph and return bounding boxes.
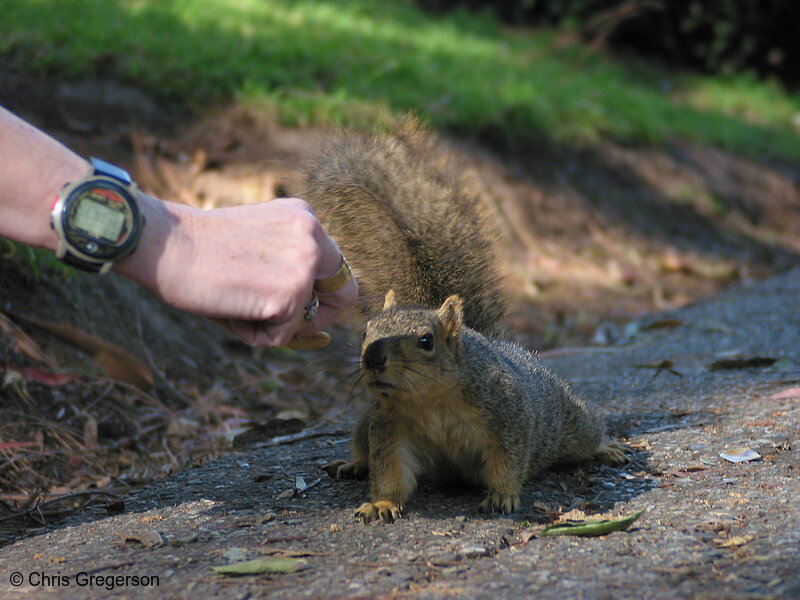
[51,158,144,273]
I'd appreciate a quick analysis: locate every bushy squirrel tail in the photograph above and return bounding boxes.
[302,120,506,334]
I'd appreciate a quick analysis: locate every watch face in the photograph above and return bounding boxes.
[73,193,126,240]
[63,181,138,259]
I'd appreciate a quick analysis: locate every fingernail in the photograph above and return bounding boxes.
[286,331,332,350]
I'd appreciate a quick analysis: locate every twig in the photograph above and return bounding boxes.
[250,428,348,448]
[0,490,123,525]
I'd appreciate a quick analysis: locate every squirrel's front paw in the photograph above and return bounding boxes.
[595,441,632,466]
[355,501,402,524]
[322,460,369,480]
[479,492,520,514]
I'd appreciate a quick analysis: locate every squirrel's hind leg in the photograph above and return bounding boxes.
[594,441,632,466]
[322,459,369,480]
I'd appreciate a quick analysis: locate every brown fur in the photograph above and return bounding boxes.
[326,293,629,522]
[302,121,506,335]
[307,124,628,522]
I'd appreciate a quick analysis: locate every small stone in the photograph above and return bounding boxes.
[461,546,488,558]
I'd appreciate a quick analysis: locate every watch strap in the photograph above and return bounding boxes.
[62,252,106,273]
[90,157,132,184]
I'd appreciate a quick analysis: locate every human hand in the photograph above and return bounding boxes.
[115,195,358,347]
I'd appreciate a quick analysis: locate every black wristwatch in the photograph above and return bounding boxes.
[50,158,145,274]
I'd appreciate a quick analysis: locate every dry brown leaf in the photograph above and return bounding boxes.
[115,527,164,549]
[138,515,165,524]
[556,508,588,523]
[0,440,37,450]
[0,312,55,366]
[15,316,153,390]
[2,364,74,386]
[82,414,98,450]
[714,535,754,548]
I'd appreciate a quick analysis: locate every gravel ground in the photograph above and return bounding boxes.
[1,269,799,600]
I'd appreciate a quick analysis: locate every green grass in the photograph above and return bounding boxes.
[3,0,799,160]
[0,238,74,281]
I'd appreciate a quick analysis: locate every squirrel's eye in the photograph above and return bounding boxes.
[418,333,434,351]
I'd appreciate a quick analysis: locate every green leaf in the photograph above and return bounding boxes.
[541,509,644,537]
[212,558,306,576]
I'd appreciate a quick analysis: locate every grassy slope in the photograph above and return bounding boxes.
[2,0,800,159]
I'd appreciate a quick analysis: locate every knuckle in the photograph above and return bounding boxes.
[293,235,322,271]
[290,208,321,238]
[280,197,314,212]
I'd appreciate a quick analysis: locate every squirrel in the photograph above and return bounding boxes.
[302,122,629,523]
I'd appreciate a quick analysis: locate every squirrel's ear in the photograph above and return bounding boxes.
[383,289,398,310]
[437,295,463,349]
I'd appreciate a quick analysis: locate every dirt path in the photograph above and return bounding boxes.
[2,269,798,599]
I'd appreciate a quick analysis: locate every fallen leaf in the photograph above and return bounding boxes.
[715,535,754,548]
[2,364,74,386]
[772,358,794,370]
[258,512,277,524]
[0,312,55,365]
[709,357,776,371]
[0,440,37,450]
[14,315,153,390]
[720,448,761,463]
[627,441,652,451]
[662,468,690,478]
[115,528,164,549]
[137,515,164,524]
[508,529,537,546]
[541,509,644,537]
[555,508,588,523]
[286,331,331,351]
[212,558,306,576]
[83,414,98,450]
[168,534,199,547]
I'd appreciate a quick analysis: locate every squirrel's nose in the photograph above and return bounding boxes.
[363,340,387,371]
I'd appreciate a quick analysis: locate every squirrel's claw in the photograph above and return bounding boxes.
[355,501,402,523]
[595,441,632,466]
[322,460,369,480]
[479,492,520,514]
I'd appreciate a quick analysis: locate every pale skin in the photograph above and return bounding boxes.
[0,105,358,346]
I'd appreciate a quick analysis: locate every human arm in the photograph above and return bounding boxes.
[0,105,357,346]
